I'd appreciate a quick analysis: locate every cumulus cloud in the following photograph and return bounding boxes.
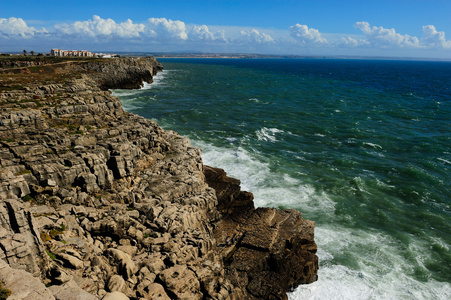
[189,25,227,42]
[146,18,187,41]
[0,17,45,37]
[354,21,419,48]
[54,16,190,41]
[53,16,231,43]
[289,24,327,45]
[422,25,451,48]
[55,15,145,38]
[2,14,451,57]
[238,29,274,44]
[337,36,367,47]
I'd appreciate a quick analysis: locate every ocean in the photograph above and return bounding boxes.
[112,58,451,299]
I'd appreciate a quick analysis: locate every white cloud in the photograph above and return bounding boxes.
[2,15,451,58]
[238,29,274,44]
[422,25,451,49]
[0,17,45,37]
[189,25,227,42]
[53,16,230,43]
[146,18,188,41]
[337,36,368,47]
[289,24,327,45]
[354,21,420,48]
[53,16,192,42]
[55,15,145,38]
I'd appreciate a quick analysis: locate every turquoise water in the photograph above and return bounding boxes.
[113,58,451,299]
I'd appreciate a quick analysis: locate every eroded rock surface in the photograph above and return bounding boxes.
[0,57,318,299]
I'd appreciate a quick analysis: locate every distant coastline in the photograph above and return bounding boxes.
[145,52,451,62]
[3,50,451,62]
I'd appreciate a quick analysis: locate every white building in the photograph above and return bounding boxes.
[51,49,93,57]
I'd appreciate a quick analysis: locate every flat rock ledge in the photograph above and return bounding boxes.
[0,57,318,299]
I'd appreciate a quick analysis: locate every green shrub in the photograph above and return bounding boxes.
[45,249,56,260]
[40,232,51,242]
[49,224,65,239]
[0,280,11,300]
[0,287,11,300]
[21,195,34,202]
[15,169,31,176]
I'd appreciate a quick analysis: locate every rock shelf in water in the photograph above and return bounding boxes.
[0,56,318,299]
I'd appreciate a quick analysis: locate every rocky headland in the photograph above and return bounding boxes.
[0,57,318,299]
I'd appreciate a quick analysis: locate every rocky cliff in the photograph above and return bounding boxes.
[0,57,318,299]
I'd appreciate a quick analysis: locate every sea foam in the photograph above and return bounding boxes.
[256,127,285,142]
[140,69,170,89]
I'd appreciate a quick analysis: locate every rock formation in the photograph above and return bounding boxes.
[0,57,318,299]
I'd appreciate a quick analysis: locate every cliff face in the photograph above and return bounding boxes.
[0,57,318,299]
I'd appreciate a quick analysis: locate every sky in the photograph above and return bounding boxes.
[1,0,451,59]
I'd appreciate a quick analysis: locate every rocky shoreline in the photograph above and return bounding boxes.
[0,57,318,299]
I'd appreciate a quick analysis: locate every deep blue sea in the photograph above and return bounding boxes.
[113,58,451,299]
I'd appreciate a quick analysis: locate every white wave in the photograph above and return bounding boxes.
[375,178,395,189]
[193,139,335,213]
[121,103,143,111]
[140,69,170,89]
[438,158,451,165]
[192,138,451,300]
[111,90,140,97]
[256,127,285,142]
[225,137,239,143]
[117,97,144,111]
[249,98,260,103]
[363,142,383,149]
[289,226,451,300]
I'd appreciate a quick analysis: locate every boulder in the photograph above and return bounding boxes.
[102,291,129,300]
[107,275,126,293]
[146,283,170,300]
[105,248,137,280]
[158,265,202,299]
[0,259,55,300]
[48,279,98,300]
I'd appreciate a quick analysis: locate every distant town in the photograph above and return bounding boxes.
[0,49,118,58]
[50,49,118,58]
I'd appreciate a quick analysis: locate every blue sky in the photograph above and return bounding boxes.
[1,0,451,59]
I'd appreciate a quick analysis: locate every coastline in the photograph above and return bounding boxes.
[0,56,318,299]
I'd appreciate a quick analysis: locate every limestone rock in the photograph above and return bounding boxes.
[106,248,137,280]
[146,283,170,300]
[0,259,55,300]
[48,279,98,300]
[0,56,318,300]
[158,265,202,299]
[107,275,126,293]
[102,291,129,300]
[205,166,319,299]
[56,252,84,269]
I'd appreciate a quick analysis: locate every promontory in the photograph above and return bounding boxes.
[0,56,318,299]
